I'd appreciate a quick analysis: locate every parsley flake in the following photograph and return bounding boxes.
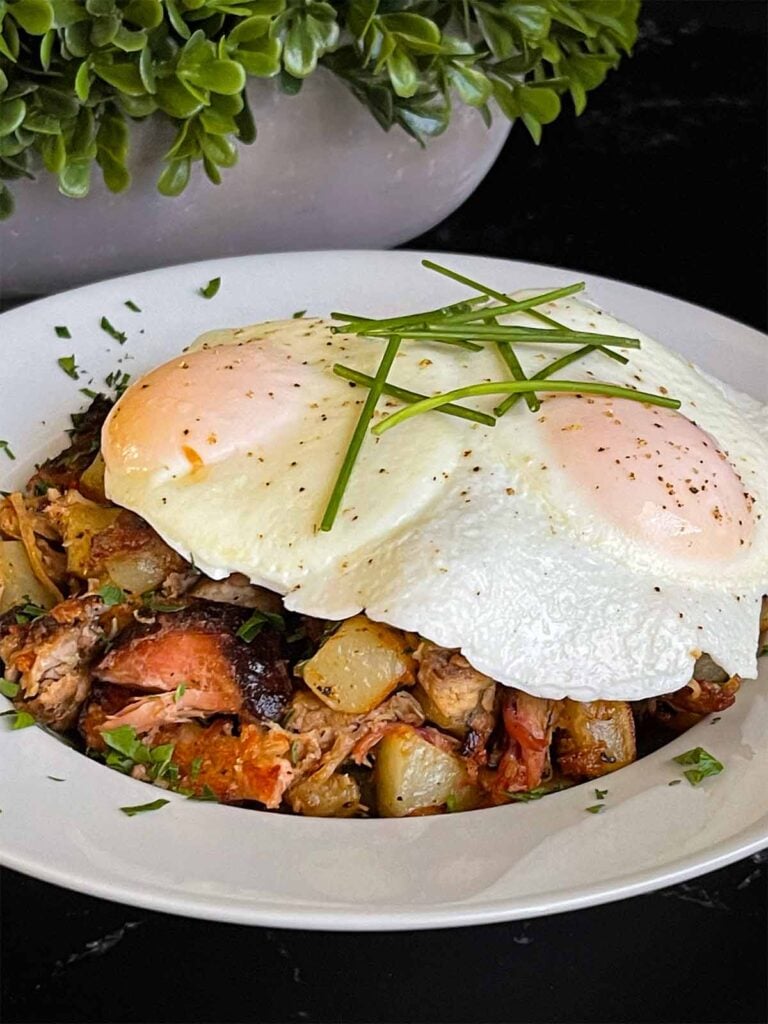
[172,682,187,703]
[594,788,608,800]
[124,300,141,312]
[119,798,170,817]
[100,317,127,344]
[585,804,605,814]
[292,309,307,319]
[99,583,125,606]
[105,369,131,397]
[47,776,65,782]
[80,388,100,400]
[55,325,71,339]
[57,355,79,380]
[673,747,724,785]
[199,277,221,300]
[0,440,15,461]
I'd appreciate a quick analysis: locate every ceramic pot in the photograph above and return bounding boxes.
[0,72,510,298]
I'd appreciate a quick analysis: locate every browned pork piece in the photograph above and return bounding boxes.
[0,595,107,730]
[190,573,283,613]
[554,699,636,779]
[47,492,193,596]
[490,689,556,800]
[93,599,292,734]
[26,395,113,495]
[414,641,497,757]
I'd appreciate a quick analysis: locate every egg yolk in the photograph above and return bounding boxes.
[541,395,754,560]
[103,342,314,478]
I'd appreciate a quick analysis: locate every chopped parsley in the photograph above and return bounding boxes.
[99,583,126,606]
[172,682,187,703]
[236,608,285,642]
[79,388,100,399]
[102,726,180,786]
[594,788,608,800]
[0,440,15,461]
[506,788,548,802]
[289,740,301,766]
[292,309,307,319]
[445,793,461,813]
[100,316,127,344]
[124,300,141,312]
[188,784,219,801]
[54,325,71,338]
[105,369,131,397]
[672,746,724,786]
[14,601,48,624]
[47,776,65,782]
[0,679,20,698]
[189,756,203,779]
[119,798,170,816]
[199,277,221,300]
[585,804,605,814]
[668,779,682,786]
[57,355,79,379]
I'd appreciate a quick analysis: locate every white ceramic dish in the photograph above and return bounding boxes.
[0,251,766,931]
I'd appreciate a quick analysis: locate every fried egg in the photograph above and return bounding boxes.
[102,294,768,701]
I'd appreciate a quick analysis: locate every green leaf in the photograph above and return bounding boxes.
[57,354,79,378]
[347,0,376,42]
[96,105,130,192]
[51,0,89,27]
[165,0,190,39]
[9,0,53,34]
[473,3,516,59]
[506,3,551,42]
[232,33,281,77]
[385,46,417,98]
[58,158,91,197]
[154,76,204,118]
[380,12,442,53]
[200,131,237,167]
[236,607,284,641]
[157,155,190,196]
[233,90,256,143]
[74,60,92,102]
[445,62,491,107]
[0,98,25,138]
[24,110,60,134]
[184,58,245,95]
[119,797,170,816]
[39,26,54,67]
[518,85,561,123]
[138,44,156,93]
[93,61,146,96]
[228,14,270,43]
[90,11,120,46]
[123,0,162,29]
[113,24,147,52]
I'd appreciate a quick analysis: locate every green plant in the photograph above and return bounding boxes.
[0,0,640,217]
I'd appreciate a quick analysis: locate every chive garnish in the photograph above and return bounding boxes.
[199,277,221,300]
[57,355,79,379]
[367,326,641,346]
[119,798,170,816]
[0,440,16,461]
[332,365,496,427]
[320,335,402,532]
[372,380,681,436]
[124,300,141,312]
[54,325,71,339]
[100,317,127,344]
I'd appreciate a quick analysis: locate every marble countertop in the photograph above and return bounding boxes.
[2,3,766,1022]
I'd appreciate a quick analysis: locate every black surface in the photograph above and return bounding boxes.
[1,3,767,1023]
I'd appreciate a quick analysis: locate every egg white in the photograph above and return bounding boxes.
[103,294,768,701]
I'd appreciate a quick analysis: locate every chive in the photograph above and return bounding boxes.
[0,678,19,698]
[57,355,79,379]
[495,344,602,416]
[332,296,487,335]
[321,335,402,532]
[415,282,585,330]
[495,339,539,413]
[54,325,71,339]
[124,300,141,312]
[119,798,170,816]
[79,388,100,399]
[366,326,641,346]
[0,440,16,461]
[47,776,65,782]
[332,365,496,427]
[372,379,681,436]
[100,317,127,344]
[292,309,307,318]
[199,277,221,300]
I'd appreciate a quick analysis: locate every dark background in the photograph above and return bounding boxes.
[2,3,767,1022]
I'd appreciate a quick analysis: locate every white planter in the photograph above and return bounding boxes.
[0,72,509,298]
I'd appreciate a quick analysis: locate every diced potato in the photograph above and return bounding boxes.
[554,699,636,779]
[57,499,122,578]
[412,684,468,737]
[301,615,415,714]
[79,452,107,502]
[287,772,361,817]
[0,540,55,613]
[375,725,480,817]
